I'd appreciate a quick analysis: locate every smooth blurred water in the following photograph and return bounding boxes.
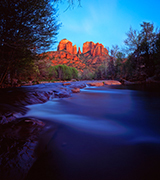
[26,85,160,180]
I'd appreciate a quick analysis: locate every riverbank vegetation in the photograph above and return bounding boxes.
[80,22,160,82]
[37,64,78,81]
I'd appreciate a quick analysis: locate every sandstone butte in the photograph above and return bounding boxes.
[39,38,110,72]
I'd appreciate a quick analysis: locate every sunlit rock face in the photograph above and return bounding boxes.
[57,39,77,55]
[65,41,73,54]
[72,45,77,55]
[40,39,110,72]
[83,41,96,54]
[57,39,70,51]
[55,39,80,62]
[78,47,81,54]
[83,41,108,56]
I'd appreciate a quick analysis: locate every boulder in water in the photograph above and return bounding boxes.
[87,82,104,87]
[71,88,80,93]
[104,80,121,85]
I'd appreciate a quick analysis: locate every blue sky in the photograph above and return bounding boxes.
[53,0,160,52]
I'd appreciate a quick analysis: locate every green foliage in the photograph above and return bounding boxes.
[71,67,78,79]
[48,66,58,80]
[46,64,78,81]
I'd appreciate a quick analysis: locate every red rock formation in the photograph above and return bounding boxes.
[83,41,96,53]
[40,39,110,72]
[90,43,102,56]
[54,51,66,58]
[78,47,81,54]
[66,53,72,59]
[57,39,72,54]
[65,41,73,54]
[57,39,77,55]
[57,39,70,51]
[82,41,109,57]
[102,47,108,55]
[73,56,79,61]
[72,45,77,54]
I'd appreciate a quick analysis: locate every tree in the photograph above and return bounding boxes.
[70,67,78,79]
[114,52,126,79]
[124,27,140,54]
[96,65,107,79]
[138,22,159,75]
[49,65,78,80]
[154,33,160,77]
[124,22,159,78]
[110,45,119,64]
[80,69,94,80]
[48,66,58,80]
[0,0,60,86]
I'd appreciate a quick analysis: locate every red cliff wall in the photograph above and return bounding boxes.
[83,41,108,56]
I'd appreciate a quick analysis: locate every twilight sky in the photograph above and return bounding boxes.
[53,0,160,52]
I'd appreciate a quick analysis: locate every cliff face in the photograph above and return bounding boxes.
[83,41,95,54]
[83,41,108,57]
[40,39,110,71]
[57,39,77,55]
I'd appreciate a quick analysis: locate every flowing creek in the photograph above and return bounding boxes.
[24,85,160,180]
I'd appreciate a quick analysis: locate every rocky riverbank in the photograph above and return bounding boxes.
[0,80,122,125]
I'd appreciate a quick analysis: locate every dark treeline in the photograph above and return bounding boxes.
[93,22,160,82]
[0,0,60,87]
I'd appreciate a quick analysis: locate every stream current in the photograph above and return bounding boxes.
[25,85,160,180]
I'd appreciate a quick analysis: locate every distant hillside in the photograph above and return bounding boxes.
[39,38,111,72]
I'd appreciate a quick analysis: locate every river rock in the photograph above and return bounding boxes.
[63,82,71,86]
[71,88,80,93]
[87,82,104,87]
[104,80,121,85]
